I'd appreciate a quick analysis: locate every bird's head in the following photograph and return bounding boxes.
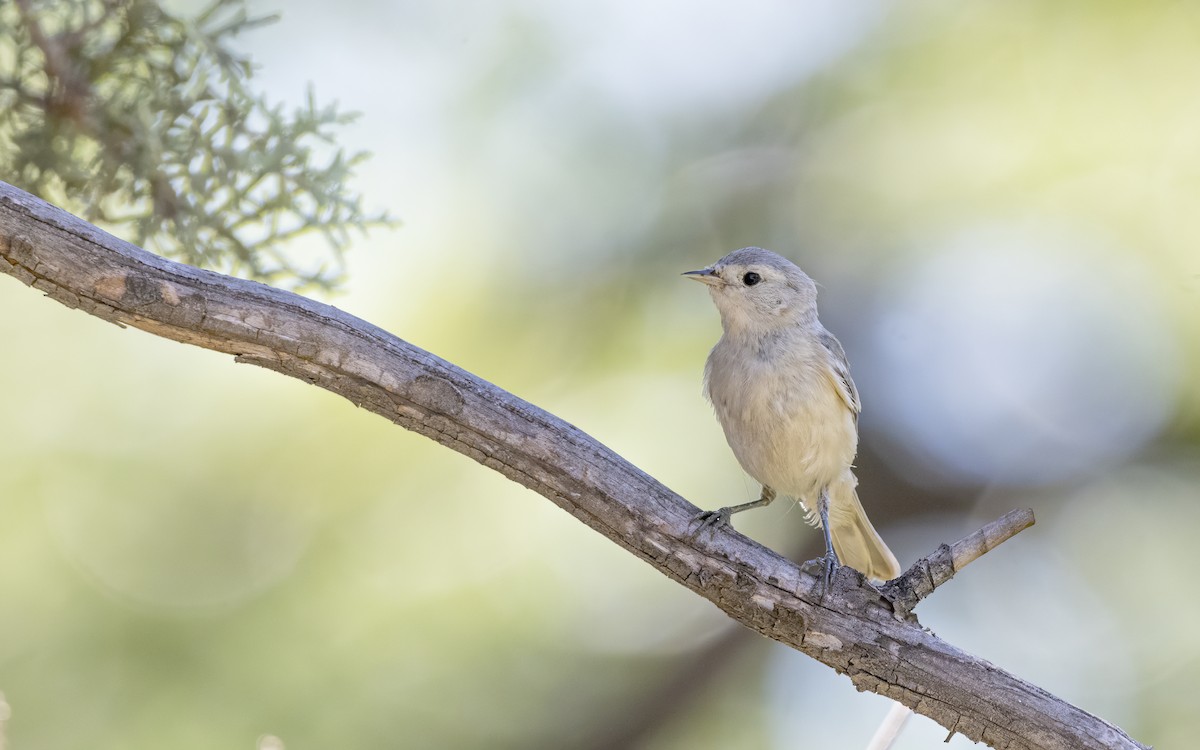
[684,247,818,334]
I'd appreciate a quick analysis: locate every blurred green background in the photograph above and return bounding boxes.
[3,1,1200,748]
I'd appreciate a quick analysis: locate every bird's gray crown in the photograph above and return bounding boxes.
[713,247,816,296]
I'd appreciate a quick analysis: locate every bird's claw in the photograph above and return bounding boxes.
[690,508,733,536]
[820,550,840,599]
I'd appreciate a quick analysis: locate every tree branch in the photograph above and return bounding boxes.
[882,508,1036,618]
[0,181,1147,750]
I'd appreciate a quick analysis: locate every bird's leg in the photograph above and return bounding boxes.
[818,488,840,594]
[692,485,777,534]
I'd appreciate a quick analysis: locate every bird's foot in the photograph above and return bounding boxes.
[820,550,840,600]
[690,507,734,536]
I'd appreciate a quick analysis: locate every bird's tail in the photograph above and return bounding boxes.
[828,476,900,582]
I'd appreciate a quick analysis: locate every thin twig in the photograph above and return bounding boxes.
[866,701,914,750]
[882,508,1036,619]
[14,0,95,123]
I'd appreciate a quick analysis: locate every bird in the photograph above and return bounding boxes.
[684,247,900,583]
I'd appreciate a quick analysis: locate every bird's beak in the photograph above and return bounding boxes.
[683,267,721,286]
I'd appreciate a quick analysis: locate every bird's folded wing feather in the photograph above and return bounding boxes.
[818,328,861,419]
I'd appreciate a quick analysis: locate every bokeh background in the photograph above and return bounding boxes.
[3,0,1200,748]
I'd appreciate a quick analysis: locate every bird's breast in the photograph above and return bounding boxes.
[705,337,857,500]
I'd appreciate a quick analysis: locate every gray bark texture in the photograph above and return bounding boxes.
[0,181,1148,750]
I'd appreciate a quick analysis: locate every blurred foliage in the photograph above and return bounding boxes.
[0,0,392,290]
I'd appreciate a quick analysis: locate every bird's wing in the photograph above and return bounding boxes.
[818,328,861,420]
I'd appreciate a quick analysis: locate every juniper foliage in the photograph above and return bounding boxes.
[1,0,393,290]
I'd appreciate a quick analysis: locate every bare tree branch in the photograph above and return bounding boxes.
[882,508,1036,618]
[0,181,1148,750]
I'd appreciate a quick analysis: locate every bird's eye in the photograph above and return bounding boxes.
[742,272,762,286]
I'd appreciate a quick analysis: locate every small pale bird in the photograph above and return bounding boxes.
[685,247,900,582]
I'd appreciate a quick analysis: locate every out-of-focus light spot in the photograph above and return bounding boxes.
[1054,454,1200,671]
[0,691,8,750]
[257,735,285,750]
[43,466,312,614]
[863,223,1181,487]
[547,0,886,115]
